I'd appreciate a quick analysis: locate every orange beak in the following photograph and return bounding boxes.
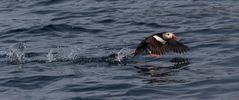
[172,34,176,40]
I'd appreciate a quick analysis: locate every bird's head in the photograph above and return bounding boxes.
[162,32,176,41]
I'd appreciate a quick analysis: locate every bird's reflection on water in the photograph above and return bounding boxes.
[134,57,190,84]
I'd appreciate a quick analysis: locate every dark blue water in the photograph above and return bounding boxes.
[0,0,239,100]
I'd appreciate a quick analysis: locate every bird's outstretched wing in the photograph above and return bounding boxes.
[146,39,189,55]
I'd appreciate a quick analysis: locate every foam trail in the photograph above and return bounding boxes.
[2,43,136,64]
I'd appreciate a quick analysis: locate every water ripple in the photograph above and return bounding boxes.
[1,75,74,90]
[0,0,239,100]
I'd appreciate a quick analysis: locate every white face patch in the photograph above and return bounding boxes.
[153,35,166,44]
[162,32,173,40]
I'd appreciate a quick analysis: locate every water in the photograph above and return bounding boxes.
[0,0,239,100]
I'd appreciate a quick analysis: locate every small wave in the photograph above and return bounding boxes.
[1,74,74,90]
[28,24,103,33]
[2,24,104,36]
[95,19,116,24]
[31,0,67,6]
[130,21,180,28]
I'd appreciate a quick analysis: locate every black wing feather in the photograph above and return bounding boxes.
[146,38,189,55]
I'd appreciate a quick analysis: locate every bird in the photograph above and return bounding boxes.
[132,32,189,58]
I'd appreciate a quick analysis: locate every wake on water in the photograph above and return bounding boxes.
[0,43,192,79]
[0,43,190,67]
[0,43,133,65]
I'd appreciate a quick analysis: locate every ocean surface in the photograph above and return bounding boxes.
[0,0,239,100]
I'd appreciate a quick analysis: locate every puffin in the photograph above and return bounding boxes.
[132,32,189,58]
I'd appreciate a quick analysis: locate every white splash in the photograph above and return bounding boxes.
[67,46,82,60]
[47,49,56,62]
[6,43,27,64]
[47,46,82,62]
[115,48,132,62]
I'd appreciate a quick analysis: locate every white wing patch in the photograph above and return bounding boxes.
[147,48,152,54]
[153,35,166,44]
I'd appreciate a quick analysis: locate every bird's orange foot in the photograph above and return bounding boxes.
[149,54,161,58]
